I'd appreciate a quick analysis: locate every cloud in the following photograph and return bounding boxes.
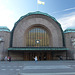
[64,7,75,11]
[0,4,15,30]
[57,12,75,30]
[52,7,75,14]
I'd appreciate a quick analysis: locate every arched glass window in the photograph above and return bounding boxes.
[26,27,49,47]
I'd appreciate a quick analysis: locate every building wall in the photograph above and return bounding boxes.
[9,51,23,61]
[53,51,66,60]
[0,31,10,60]
[12,14,64,47]
[0,13,72,60]
[65,32,75,59]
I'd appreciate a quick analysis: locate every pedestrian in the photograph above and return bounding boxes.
[59,56,63,60]
[44,55,46,60]
[4,56,8,61]
[9,56,11,62]
[34,56,38,62]
[8,56,11,62]
[39,56,41,61]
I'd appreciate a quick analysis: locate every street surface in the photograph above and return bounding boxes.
[0,61,75,75]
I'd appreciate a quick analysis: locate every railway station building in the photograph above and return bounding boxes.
[0,11,75,61]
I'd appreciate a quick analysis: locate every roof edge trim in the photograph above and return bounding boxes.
[13,11,62,31]
[64,29,75,33]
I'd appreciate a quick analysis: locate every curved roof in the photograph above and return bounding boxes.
[64,28,75,33]
[13,11,62,31]
[10,11,65,47]
[0,26,10,32]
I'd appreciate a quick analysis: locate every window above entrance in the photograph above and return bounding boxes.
[26,27,49,47]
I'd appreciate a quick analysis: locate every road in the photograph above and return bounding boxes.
[0,61,75,75]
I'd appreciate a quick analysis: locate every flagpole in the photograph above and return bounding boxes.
[37,0,45,11]
[37,0,38,11]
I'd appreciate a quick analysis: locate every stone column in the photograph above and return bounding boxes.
[0,41,4,60]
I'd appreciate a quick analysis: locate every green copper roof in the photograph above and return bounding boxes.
[64,28,75,33]
[10,11,65,47]
[8,47,69,51]
[14,11,62,28]
[0,26,10,32]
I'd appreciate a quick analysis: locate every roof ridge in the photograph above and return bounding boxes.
[0,26,10,32]
[64,28,75,33]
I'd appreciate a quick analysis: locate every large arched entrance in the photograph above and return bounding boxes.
[8,11,67,61]
[24,25,52,60]
[24,51,52,61]
[26,26,50,47]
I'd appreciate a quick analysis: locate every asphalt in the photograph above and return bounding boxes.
[0,60,75,75]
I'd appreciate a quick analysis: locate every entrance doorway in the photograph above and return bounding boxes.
[24,51,52,61]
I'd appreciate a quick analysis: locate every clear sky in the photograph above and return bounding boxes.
[0,0,75,30]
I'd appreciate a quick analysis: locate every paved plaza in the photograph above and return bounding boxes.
[0,61,75,75]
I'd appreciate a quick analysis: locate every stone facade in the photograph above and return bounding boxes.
[64,29,75,60]
[0,11,75,60]
[12,14,63,47]
[0,27,10,60]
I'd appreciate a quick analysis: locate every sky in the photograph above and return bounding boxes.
[0,0,75,31]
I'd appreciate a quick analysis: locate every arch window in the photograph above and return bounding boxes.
[26,27,49,47]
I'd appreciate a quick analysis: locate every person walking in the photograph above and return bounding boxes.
[39,56,41,61]
[8,56,11,62]
[34,56,38,62]
[4,56,8,61]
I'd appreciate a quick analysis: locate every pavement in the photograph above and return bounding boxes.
[0,60,75,75]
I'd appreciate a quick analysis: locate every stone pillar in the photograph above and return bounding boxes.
[0,41,4,60]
